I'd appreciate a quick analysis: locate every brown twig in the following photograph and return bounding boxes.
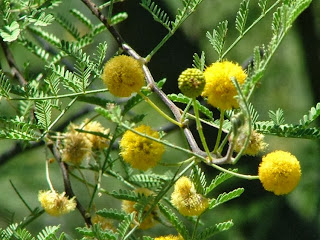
[0,37,27,86]
[48,142,92,226]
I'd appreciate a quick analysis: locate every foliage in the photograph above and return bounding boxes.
[0,0,317,239]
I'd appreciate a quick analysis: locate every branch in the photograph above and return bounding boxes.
[80,0,125,47]
[0,37,27,86]
[47,142,92,226]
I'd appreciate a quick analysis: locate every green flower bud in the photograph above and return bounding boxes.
[178,68,205,98]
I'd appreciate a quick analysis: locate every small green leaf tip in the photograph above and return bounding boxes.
[178,68,205,98]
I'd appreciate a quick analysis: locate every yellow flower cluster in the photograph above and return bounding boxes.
[234,130,268,156]
[155,235,183,240]
[122,188,158,230]
[38,190,76,216]
[202,61,247,110]
[102,55,145,97]
[171,176,209,216]
[61,120,110,165]
[120,125,165,170]
[258,151,301,195]
[61,125,92,165]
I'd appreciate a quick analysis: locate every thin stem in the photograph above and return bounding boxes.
[213,110,225,154]
[192,216,201,240]
[45,159,55,191]
[180,98,193,123]
[98,0,124,10]
[138,91,183,128]
[221,0,281,59]
[209,162,259,180]
[193,99,212,159]
[9,180,33,213]
[218,131,231,153]
[10,88,109,101]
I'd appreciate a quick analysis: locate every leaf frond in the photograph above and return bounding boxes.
[196,220,234,240]
[235,0,250,35]
[209,188,244,209]
[206,20,228,59]
[299,102,320,127]
[140,0,172,31]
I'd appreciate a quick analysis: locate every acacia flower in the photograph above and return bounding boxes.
[91,215,115,231]
[178,68,205,98]
[61,125,92,165]
[38,190,76,216]
[122,188,158,230]
[155,235,183,240]
[171,176,209,217]
[258,150,301,195]
[234,130,268,156]
[82,119,110,150]
[202,61,247,110]
[102,55,145,97]
[119,125,165,170]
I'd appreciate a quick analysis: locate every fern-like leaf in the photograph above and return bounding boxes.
[258,0,268,14]
[44,73,60,96]
[299,103,320,127]
[0,117,38,140]
[93,41,108,72]
[192,51,205,71]
[12,227,34,240]
[36,225,60,240]
[205,169,237,195]
[35,100,52,130]
[206,20,228,59]
[0,70,11,98]
[268,108,285,125]
[117,213,135,239]
[130,174,168,188]
[70,9,93,29]
[51,65,82,93]
[196,220,234,240]
[158,203,189,240]
[288,0,312,25]
[28,26,61,48]
[254,121,320,140]
[168,93,213,120]
[0,21,20,42]
[28,12,54,27]
[55,14,80,39]
[190,165,207,195]
[248,103,259,123]
[110,189,139,201]
[235,0,250,35]
[110,12,128,26]
[140,0,172,31]
[19,38,50,62]
[96,208,127,221]
[209,188,244,209]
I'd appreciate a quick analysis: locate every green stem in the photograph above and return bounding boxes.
[221,0,281,59]
[193,99,211,159]
[138,91,183,127]
[210,163,259,180]
[181,98,193,123]
[192,216,201,240]
[218,131,231,153]
[10,88,108,101]
[213,110,225,154]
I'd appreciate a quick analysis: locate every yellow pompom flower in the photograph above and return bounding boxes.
[122,188,158,230]
[155,235,183,240]
[258,151,301,195]
[171,176,209,217]
[82,119,110,150]
[38,190,76,216]
[234,130,268,156]
[102,55,145,97]
[91,215,115,231]
[61,125,92,165]
[120,125,165,170]
[178,68,205,98]
[202,61,247,110]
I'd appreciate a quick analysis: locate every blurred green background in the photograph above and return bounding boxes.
[0,0,320,239]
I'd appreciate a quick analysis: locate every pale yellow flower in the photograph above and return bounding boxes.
[38,190,76,216]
